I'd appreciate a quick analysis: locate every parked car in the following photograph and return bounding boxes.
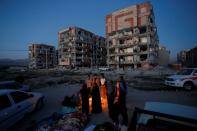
[0,89,45,131]
[0,81,30,92]
[98,67,111,71]
[165,68,197,90]
[128,102,197,131]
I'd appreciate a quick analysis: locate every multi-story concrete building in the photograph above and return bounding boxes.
[29,44,56,69]
[106,2,159,69]
[158,46,170,66]
[93,36,107,67]
[186,46,197,67]
[58,26,106,68]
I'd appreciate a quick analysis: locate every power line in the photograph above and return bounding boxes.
[0,50,28,52]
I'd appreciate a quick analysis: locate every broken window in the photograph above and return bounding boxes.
[131,64,134,69]
[150,17,153,23]
[140,54,148,61]
[78,31,81,35]
[139,26,147,34]
[119,56,125,62]
[109,40,112,46]
[76,54,82,57]
[126,38,133,45]
[63,49,68,52]
[133,46,140,53]
[119,39,124,45]
[133,28,139,34]
[140,45,148,52]
[109,48,115,54]
[119,48,124,53]
[137,63,141,68]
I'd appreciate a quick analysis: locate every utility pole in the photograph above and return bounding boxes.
[46,49,48,69]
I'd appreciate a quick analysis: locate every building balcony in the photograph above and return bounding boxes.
[108,42,147,49]
[108,60,117,64]
[118,52,136,56]
[108,52,135,57]
[116,43,135,48]
[139,51,148,55]
[108,44,116,49]
[119,60,134,64]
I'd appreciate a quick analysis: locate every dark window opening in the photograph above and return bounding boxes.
[63,49,68,52]
[76,54,82,57]
[139,26,147,34]
[76,48,82,51]
[76,59,81,62]
[140,45,148,52]
[78,31,81,35]
[137,63,141,68]
[150,17,153,23]
[119,56,125,63]
[109,41,113,47]
[131,64,134,69]
[109,49,115,54]
[119,39,124,44]
[140,54,148,61]
[134,47,140,53]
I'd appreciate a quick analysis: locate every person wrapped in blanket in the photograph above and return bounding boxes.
[80,80,90,115]
[113,76,128,127]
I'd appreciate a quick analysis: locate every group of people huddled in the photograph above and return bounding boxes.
[80,73,128,126]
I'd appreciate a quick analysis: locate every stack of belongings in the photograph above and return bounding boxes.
[34,95,87,131]
[35,112,88,131]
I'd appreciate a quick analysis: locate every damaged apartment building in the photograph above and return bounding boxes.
[106,2,159,69]
[29,44,56,69]
[58,27,107,68]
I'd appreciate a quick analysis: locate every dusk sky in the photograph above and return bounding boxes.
[0,0,197,61]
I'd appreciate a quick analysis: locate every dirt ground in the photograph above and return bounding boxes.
[2,68,197,130]
[8,83,197,131]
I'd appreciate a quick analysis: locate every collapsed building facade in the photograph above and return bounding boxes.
[29,44,56,69]
[106,2,159,69]
[58,27,107,67]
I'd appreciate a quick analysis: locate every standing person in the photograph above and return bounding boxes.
[80,80,89,115]
[91,77,102,113]
[86,74,92,90]
[86,74,93,112]
[95,74,101,87]
[100,73,108,111]
[114,76,128,126]
[107,80,116,121]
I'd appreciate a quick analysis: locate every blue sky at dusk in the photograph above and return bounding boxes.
[0,0,197,61]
